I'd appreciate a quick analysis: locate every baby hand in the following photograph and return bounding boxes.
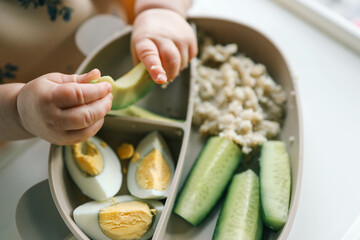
[131,8,198,84]
[17,70,113,145]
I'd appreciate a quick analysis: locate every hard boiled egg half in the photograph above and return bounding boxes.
[73,195,163,240]
[127,131,175,199]
[64,136,122,201]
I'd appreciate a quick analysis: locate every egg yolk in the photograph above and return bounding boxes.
[72,140,104,176]
[131,152,140,163]
[98,201,155,240]
[136,148,171,191]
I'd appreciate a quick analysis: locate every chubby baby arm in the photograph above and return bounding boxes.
[0,70,113,145]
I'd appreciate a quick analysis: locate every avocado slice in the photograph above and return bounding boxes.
[91,63,155,110]
[108,106,183,124]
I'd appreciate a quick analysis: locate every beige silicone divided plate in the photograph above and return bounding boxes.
[48,17,303,240]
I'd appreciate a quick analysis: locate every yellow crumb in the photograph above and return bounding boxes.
[117,143,134,160]
[122,167,128,174]
[100,141,107,148]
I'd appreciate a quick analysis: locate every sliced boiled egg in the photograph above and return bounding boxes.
[64,136,122,201]
[73,195,163,240]
[127,131,175,199]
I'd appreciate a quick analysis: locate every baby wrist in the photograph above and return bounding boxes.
[15,84,34,138]
[134,0,190,18]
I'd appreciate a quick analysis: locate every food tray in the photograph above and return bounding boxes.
[48,17,303,240]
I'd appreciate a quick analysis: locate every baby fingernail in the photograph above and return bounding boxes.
[151,65,162,70]
[86,69,100,79]
[156,73,167,84]
[90,68,100,75]
[84,70,94,77]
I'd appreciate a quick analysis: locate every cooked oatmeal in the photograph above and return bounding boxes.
[193,38,286,154]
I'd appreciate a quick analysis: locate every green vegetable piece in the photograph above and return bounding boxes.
[259,140,291,231]
[108,106,183,124]
[174,136,243,226]
[91,63,154,110]
[213,170,263,240]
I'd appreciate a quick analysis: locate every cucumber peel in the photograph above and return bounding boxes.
[259,140,291,231]
[174,137,243,226]
[213,170,263,240]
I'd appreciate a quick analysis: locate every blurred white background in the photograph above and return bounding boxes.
[315,0,360,26]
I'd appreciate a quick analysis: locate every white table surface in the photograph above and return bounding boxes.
[1,0,360,239]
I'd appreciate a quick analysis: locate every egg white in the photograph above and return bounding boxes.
[73,195,164,240]
[127,131,175,199]
[64,136,122,201]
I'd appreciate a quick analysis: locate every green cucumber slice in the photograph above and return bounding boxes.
[174,136,242,226]
[91,63,154,110]
[259,140,291,231]
[213,170,263,240]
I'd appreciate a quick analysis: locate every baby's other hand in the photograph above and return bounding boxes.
[17,70,113,145]
[131,9,198,84]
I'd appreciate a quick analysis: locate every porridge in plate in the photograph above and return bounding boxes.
[193,38,286,154]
